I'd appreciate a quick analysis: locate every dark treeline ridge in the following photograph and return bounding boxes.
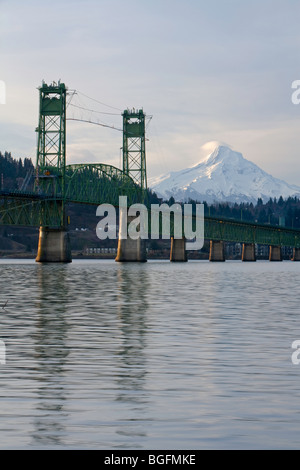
[149,194,300,229]
[1,151,300,229]
[0,151,34,190]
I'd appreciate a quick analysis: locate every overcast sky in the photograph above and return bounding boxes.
[1,0,300,184]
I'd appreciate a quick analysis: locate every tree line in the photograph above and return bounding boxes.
[157,194,300,229]
[0,151,34,190]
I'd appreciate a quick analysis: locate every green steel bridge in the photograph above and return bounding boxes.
[1,80,300,256]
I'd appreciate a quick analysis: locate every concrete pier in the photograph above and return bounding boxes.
[170,237,187,262]
[36,227,72,263]
[242,243,256,262]
[115,236,147,262]
[115,213,147,262]
[209,240,225,262]
[292,247,300,261]
[269,245,282,261]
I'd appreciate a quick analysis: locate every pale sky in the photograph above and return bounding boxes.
[1,0,300,185]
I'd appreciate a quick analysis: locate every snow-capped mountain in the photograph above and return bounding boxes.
[149,143,300,204]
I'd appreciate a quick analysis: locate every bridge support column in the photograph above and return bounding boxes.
[269,245,282,262]
[242,243,256,262]
[115,212,147,262]
[292,248,300,261]
[36,227,72,263]
[170,237,187,262]
[209,240,225,262]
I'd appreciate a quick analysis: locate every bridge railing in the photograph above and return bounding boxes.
[203,215,300,248]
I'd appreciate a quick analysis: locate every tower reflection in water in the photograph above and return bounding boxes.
[114,263,150,442]
[32,264,70,447]
[31,261,151,447]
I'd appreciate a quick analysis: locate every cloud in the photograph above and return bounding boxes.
[1,0,300,188]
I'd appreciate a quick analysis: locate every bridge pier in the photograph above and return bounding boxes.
[242,243,256,262]
[269,245,282,262]
[170,237,187,262]
[115,212,147,262]
[209,240,225,262]
[36,227,72,263]
[292,247,300,261]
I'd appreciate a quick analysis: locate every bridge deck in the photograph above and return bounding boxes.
[1,190,300,247]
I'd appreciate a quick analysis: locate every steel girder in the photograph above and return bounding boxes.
[203,216,300,248]
[147,211,300,248]
[0,163,143,228]
[64,163,143,206]
[1,191,300,248]
[0,192,63,228]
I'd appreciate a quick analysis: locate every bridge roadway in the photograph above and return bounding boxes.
[1,187,300,262]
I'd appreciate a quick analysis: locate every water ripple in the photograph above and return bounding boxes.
[0,259,300,449]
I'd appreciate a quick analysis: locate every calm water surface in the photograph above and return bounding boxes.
[0,259,300,449]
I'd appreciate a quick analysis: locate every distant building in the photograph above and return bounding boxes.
[226,243,242,258]
[85,247,116,255]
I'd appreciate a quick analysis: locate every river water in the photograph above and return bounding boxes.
[0,258,300,449]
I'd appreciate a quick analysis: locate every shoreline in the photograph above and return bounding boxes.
[0,252,274,261]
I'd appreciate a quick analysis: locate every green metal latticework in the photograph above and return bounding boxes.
[0,193,63,227]
[203,216,300,248]
[35,80,67,227]
[148,211,300,249]
[2,191,300,248]
[65,163,142,206]
[122,109,147,199]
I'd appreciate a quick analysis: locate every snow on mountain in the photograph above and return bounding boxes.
[149,143,300,204]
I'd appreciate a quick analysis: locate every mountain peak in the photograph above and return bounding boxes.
[193,142,241,167]
[150,142,300,204]
[204,145,241,164]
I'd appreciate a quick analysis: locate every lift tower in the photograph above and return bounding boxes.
[122,108,147,199]
[35,81,71,262]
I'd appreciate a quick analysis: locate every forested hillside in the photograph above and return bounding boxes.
[0,151,34,190]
